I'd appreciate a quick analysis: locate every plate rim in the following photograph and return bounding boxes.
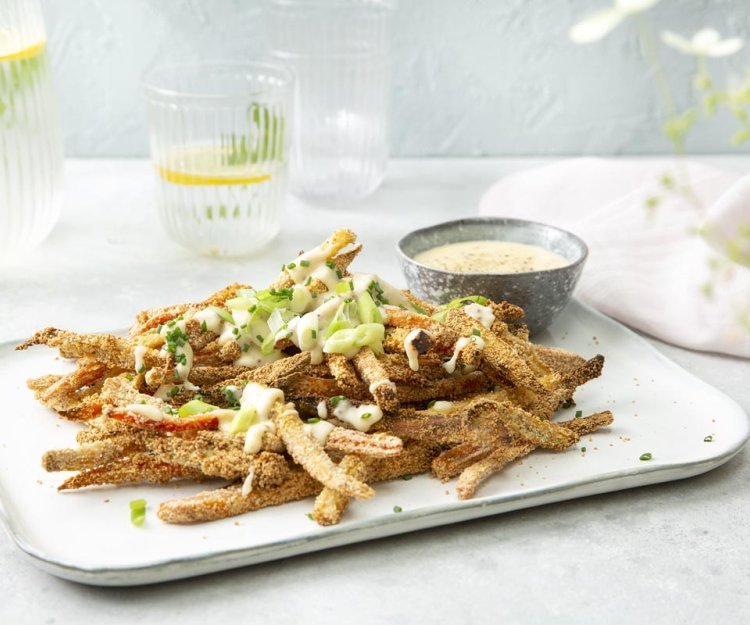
[1,299,748,585]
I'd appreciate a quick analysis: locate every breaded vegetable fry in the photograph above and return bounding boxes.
[24,229,613,528]
[312,455,367,526]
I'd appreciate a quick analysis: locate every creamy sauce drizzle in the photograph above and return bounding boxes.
[404,328,424,372]
[333,399,383,432]
[303,419,335,444]
[124,403,166,421]
[368,379,396,395]
[462,303,495,329]
[443,336,486,374]
[432,401,454,412]
[414,240,568,274]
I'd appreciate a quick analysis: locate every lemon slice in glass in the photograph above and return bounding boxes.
[157,144,273,186]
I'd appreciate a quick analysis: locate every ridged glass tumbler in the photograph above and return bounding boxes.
[0,0,63,266]
[269,0,395,202]
[143,62,293,257]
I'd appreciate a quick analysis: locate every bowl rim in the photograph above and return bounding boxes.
[396,216,589,278]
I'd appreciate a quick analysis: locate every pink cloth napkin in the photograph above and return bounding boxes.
[478,158,750,358]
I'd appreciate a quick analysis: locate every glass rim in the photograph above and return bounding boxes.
[142,60,294,102]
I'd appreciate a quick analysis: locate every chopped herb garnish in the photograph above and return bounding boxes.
[402,474,413,481]
[575,410,583,418]
[330,395,346,406]
[168,385,181,397]
[393,506,402,513]
[472,328,481,337]
[325,261,335,269]
[287,262,297,270]
[336,269,343,279]
[200,320,207,332]
[300,259,310,267]
[242,343,250,352]
[256,334,264,342]
[704,435,713,442]
[427,399,437,408]
[307,417,321,424]
[305,277,312,286]
[306,513,313,520]
[562,399,575,409]
[167,320,176,328]
[311,292,318,299]
[311,329,317,339]
[581,446,587,452]
[412,305,426,315]
[126,373,134,381]
[281,264,286,271]
[361,412,372,420]
[137,364,146,374]
[130,499,147,527]
[639,452,652,461]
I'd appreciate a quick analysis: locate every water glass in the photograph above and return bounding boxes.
[0,0,63,265]
[143,62,293,257]
[269,0,395,202]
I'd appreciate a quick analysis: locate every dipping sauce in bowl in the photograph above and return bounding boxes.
[413,240,568,274]
[397,218,588,334]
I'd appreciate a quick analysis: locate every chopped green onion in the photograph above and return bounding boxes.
[200,320,208,332]
[575,410,583,418]
[639,452,652,461]
[325,261,335,269]
[704,435,714,442]
[300,259,310,267]
[210,306,235,325]
[581,446,587,452]
[361,412,372,420]
[130,499,146,527]
[125,373,134,381]
[402,474,413,481]
[287,262,297,269]
[335,281,353,295]
[393,505,402,513]
[229,407,258,434]
[427,400,437,408]
[137,364,146,374]
[562,399,575,409]
[311,329,317,339]
[178,399,218,417]
[256,334,264,342]
[472,328,481,337]
[307,417,321,424]
[305,277,312,286]
[330,395,346,406]
[357,290,383,325]
[336,270,343,279]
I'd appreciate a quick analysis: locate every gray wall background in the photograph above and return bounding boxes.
[40,0,750,157]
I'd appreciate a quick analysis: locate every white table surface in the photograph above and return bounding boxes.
[1,157,748,624]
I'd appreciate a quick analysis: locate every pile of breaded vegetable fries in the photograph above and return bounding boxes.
[18,230,612,526]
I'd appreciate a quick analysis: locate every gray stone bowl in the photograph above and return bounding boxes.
[397,217,588,335]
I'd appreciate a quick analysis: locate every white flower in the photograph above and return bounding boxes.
[569,0,661,44]
[661,28,744,57]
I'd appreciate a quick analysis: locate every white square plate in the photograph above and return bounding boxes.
[0,301,747,586]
